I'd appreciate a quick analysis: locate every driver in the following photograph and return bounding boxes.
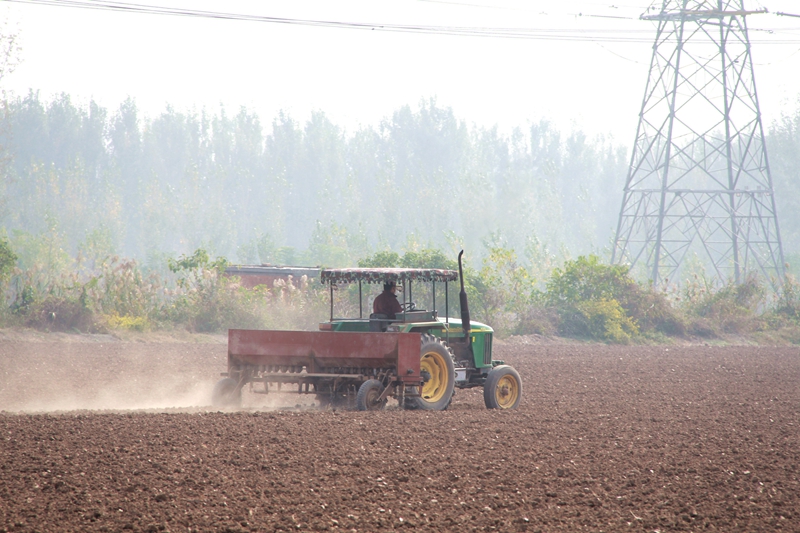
[373,281,403,319]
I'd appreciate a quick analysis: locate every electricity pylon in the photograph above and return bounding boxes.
[611,0,785,287]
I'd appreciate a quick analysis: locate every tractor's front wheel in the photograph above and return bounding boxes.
[405,334,455,411]
[211,377,242,408]
[356,379,386,411]
[483,365,522,409]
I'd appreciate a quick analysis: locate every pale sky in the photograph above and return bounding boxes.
[3,0,800,141]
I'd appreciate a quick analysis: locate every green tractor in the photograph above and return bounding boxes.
[318,251,522,410]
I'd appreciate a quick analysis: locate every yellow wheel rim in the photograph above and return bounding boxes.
[494,374,519,409]
[420,350,448,402]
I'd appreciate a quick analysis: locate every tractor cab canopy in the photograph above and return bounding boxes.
[320,267,458,326]
[320,268,458,285]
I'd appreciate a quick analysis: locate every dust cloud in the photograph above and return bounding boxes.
[0,334,309,413]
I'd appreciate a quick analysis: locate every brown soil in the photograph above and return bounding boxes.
[1,334,799,532]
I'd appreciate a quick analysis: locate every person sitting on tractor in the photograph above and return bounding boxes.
[373,281,402,319]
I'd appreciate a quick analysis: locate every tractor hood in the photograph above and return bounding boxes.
[437,317,493,335]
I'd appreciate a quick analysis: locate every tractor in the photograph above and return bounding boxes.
[212,251,522,411]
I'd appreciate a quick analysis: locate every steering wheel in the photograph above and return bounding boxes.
[401,301,416,311]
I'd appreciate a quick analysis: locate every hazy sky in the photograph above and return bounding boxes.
[3,0,800,141]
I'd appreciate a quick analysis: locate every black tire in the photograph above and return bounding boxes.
[356,379,386,411]
[211,377,242,408]
[404,334,455,411]
[483,365,522,409]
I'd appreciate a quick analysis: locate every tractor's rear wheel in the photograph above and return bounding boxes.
[404,334,455,411]
[211,377,242,408]
[356,379,386,411]
[483,365,522,409]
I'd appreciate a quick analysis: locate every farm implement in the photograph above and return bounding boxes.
[212,251,522,411]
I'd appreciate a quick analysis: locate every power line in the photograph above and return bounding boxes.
[5,0,800,43]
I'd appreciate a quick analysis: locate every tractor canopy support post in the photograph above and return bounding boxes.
[445,281,449,325]
[445,280,449,343]
[432,281,436,316]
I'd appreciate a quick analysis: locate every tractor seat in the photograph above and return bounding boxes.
[369,313,390,332]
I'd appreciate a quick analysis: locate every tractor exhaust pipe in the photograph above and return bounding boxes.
[458,250,471,340]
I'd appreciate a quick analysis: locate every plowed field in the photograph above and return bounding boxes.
[1,335,799,532]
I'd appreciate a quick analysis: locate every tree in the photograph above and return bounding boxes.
[0,18,21,222]
[767,103,800,267]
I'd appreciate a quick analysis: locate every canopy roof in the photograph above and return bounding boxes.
[320,268,458,285]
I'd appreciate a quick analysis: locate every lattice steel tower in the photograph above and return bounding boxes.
[612,0,785,286]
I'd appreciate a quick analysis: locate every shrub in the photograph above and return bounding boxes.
[773,274,800,320]
[546,255,631,305]
[545,255,679,341]
[622,284,686,336]
[90,257,164,322]
[164,249,327,332]
[165,250,255,332]
[0,237,16,284]
[20,294,97,332]
[578,299,639,343]
[473,247,538,337]
[8,268,99,332]
[682,273,766,335]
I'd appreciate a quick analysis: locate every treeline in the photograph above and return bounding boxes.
[4,92,799,280]
[0,91,631,273]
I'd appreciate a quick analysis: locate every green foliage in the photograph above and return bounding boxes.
[165,276,262,333]
[622,285,685,336]
[575,299,639,343]
[9,222,72,276]
[0,236,17,283]
[472,247,538,337]
[103,312,150,332]
[545,255,636,341]
[91,257,162,322]
[165,248,257,332]
[773,274,800,320]
[680,274,767,336]
[7,266,99,332]
[1,247,327,334]
[0,239,793,342]
[357,248,458,270]
[546,255,631,305]
[168,248,227,275]
[400,249,458,270]
[358,250,400,268]
[544,255,682,341]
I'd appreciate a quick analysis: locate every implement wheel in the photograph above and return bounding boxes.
[211,377,242,408]
[356,380,386,411]
[484,365,522,409]
[405,334,455,411]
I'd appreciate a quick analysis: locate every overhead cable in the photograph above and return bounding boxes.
[4,0,800,44]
